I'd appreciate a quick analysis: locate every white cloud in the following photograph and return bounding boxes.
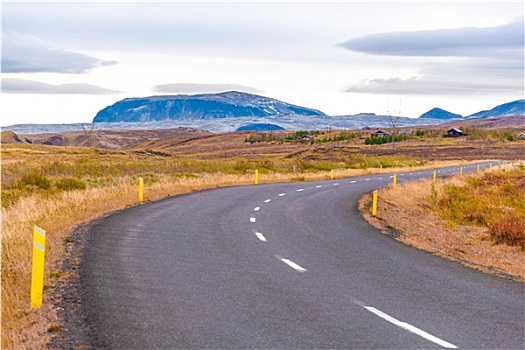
[2,32,117,74]
[2,78,121,95]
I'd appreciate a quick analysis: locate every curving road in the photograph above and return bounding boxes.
[81,163,524,349]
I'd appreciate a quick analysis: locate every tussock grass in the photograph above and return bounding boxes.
[362,162,524,280]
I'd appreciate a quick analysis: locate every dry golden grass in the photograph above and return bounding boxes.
[361,163,525,281]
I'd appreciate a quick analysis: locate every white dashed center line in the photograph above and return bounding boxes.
[281,258,307,273]
[279,193,286,196]
[264,199,271,203]
[333,183,340,186]
[296,188,304,192]
[365,178,371,181]
[350,180,357,183]
[316,185,323,188]
[250,217,256,223]
[255,232,267,242]
[254,207,260,211]
[364,307,457,349]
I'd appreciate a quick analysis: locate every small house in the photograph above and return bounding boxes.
[371,130,390,138]
[518,133,525,140]
[445,128,465,137]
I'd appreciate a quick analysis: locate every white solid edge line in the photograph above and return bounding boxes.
[281,258,307,272]
[264,199,271,203]
[364,307,457,349]
[250,217,256,223]
[255,232,267,242]
[254,207,260,211]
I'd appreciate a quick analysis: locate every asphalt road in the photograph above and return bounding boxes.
[81,162,524,349]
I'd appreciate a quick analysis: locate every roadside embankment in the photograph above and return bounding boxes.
[360,162,525,282]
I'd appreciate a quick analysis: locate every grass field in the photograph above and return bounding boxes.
[1,128,524,349]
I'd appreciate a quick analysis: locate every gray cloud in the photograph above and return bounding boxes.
[340,19,524,97]
[338,19,524,57]
[344,75,521,96]
[2,78,121,95]
[2,32,117,74]
[153,83,263,94]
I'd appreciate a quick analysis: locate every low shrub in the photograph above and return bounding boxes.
[54,178,86,191]
[488,214,525,249]
[17,172,51,190]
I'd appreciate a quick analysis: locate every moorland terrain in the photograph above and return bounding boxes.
[1,116,524,349]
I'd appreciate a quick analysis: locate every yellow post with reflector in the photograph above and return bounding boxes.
[460,167,463,176]
[139,177,144,202]
[380,165,383,174]
[477,165,480,172]
[433,170,436,182]
[411,165,414,173]
[31,225,46,308]
[372,190,378,216]
[330,169,334,180]
[255,169,259,185]
[393,174,397,190]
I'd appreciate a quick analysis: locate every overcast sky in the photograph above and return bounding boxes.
[1,1,523,126]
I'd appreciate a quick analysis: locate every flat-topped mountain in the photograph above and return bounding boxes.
[93,91,326,123]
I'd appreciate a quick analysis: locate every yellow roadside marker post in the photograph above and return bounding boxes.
[380,165,383,174]
[31,226,46,308]
[255,169,259,185]
[330,169,334,180]
[411,165,414,173]
[393,174,397,190]
[433,170,436,182]
[460,167,463,176]
[477,165,480,172]
[372,190,378,216]
[139,177,144,202]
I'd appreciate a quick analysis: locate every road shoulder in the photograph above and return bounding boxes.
[358,182,524,283]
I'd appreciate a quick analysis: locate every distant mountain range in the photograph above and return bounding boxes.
[418,99,524,120]
[93,91,325,123]
[3,94,522,135]
[94,92,523,125]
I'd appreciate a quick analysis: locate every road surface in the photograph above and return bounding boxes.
[80,162,524,349]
